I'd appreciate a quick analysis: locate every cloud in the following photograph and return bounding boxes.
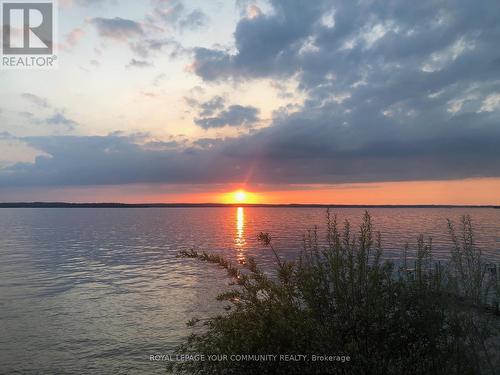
[18,111,34,119]
[64,27,86,49]
[192,137,222,149]
[144,140,179,150]
[198,96,225,116]
[91,17,144,40]
[189,48,233,81]
[0,131,15,140]
[184,0,500,178]
[189,0,500,106]
[45,112,78,130]
[148,0,208,31]
[153,73,167,86]
[150,0,185,26]
[479,93,500,112]
[190,96,260,129]
[2,0,500,189]
[21,93,50,108]
[191,0,325,81]
[19,94,78,130]
[1,124,499,188]
[126,59,153,68]
[179,9,208,30]
[129,38,185,59]
[195,105,260,129]
[98,2,201,60]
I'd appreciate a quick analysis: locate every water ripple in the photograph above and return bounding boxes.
[0,207,498,374]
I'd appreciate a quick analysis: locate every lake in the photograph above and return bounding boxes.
[0,207,499,374]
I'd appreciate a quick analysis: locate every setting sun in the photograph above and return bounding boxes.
[219,189,260,204]
[234,190,247,203]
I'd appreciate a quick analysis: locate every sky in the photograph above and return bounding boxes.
[0,0,500,204]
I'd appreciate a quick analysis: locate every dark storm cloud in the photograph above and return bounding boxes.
[91,17,144,40]
[1,0,500,188]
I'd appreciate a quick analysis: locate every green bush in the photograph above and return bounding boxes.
[167,211,499,375]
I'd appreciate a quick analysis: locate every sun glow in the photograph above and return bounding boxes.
[234,190,247,203]
[218,189,261,204]
[219,189,260,204]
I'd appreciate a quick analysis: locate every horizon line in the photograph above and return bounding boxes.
[0,202,499,209]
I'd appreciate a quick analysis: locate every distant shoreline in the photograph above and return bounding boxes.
[0,202,498,209]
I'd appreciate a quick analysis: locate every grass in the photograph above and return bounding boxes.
[167,211,499,374]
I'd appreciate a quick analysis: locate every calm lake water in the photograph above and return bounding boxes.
[0,207,499,374]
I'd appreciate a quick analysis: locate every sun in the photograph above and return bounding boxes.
[219,189,259,204]
[234,190,247,203]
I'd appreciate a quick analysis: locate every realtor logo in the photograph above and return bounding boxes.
[1,0,57,69]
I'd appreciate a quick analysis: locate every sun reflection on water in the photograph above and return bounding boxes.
[235,207,245,246]
[235,207,246,254]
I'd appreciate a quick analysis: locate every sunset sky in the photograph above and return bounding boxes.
[1,0,500,204]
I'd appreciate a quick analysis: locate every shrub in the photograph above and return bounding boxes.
[167,211,499,375]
